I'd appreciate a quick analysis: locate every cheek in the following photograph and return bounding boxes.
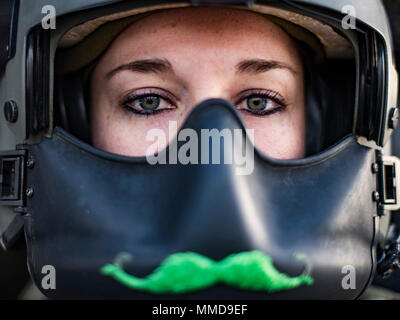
[91,107,186,157]
[241,107,306,159]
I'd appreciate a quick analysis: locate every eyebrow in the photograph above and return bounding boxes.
[105,58,297,80]
[235,59,297,76]
[105,58,173,80]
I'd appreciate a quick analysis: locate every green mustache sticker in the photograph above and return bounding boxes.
[100,250,314,294]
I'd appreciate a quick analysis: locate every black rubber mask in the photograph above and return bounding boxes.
[24,99,379,299]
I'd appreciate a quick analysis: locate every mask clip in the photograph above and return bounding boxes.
[0,149,26,206]
[376,153,400,212]
[0,149,26,250]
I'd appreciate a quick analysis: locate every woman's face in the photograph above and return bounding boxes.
[90,7,306,159]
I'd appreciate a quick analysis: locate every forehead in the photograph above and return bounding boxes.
[100,7,301,67]
[123,7,286,37]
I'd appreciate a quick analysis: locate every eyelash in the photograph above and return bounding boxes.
[120,88,287,117]
[121,88,176,117]
[235,89,288,116]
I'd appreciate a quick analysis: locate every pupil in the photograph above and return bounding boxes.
[140,96,160,110]
[248,97,265,110]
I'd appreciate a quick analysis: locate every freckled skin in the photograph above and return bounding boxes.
[90,7,306,159]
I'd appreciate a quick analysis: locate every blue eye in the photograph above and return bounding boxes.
[121,90,177,116]
[138,95,160,110]
[236,90,287,116]
[247,96,267,111]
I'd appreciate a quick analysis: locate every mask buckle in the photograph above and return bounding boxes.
[0,149,26,250]
[0,149,26,206]
[376,154,400,212]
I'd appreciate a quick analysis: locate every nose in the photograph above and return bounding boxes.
[182,67,233,112]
